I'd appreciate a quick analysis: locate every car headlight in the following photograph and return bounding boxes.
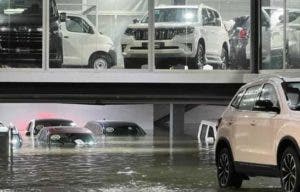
[175,27,195,35]
[125,28,135,36]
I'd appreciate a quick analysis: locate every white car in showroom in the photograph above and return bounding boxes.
[121,4,230,69]
[60,13,116,69]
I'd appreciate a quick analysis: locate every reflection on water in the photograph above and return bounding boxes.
[0,133,281,191]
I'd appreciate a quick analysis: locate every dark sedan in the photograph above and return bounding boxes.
[36,126,96,147]
[85,121,146,137]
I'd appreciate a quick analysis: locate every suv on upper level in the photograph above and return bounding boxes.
[0,0,63,68]
[216,76,300,192]
[121,4,230,69]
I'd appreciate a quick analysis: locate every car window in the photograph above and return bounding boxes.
[231,90,244,108]
[258,84,280,109]
[212,10,221,26]
[238,85,261,111]
[66,16,93,34]
[208,126,215,139]
[200,124,208,141]
[203,9,218,26]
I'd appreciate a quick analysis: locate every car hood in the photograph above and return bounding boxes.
[127,22,197,29]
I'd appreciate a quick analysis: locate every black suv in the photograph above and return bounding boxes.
[0,0,63,68]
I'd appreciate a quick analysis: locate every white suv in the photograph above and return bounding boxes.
[60,13,116,69]
[121,4,230,69]
[216,76,300,192]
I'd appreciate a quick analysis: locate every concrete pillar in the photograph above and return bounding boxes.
[170,104,185,139]
[0,127,9,160]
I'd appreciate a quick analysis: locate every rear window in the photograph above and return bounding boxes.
[34,120,74,133]
[104,124,146,136]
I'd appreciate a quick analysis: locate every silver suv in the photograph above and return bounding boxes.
[121,4,230,69]
[216,76,300,192]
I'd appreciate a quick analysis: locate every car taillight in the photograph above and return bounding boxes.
[216,118,222,130]
[239,28,248,39]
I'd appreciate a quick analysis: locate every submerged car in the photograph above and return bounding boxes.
[25,119,76,136]
[85,121,146,137]
[216,75,300,192]
[122,4,230,69]
[37,127,96,147]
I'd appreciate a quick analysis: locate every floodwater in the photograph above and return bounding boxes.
[0,134,281,191]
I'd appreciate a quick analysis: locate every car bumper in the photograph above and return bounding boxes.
[122,35,197,59]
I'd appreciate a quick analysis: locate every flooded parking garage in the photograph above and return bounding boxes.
[0,134,281,192]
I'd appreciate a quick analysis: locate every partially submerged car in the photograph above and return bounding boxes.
[25,119,76,136]
[36,127,96,147]
[85,121,146,137]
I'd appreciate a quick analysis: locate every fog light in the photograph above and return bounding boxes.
[186,43,193,51]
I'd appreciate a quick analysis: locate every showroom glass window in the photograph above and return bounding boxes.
[152,0,251,71]
[52,0,148,70]
[0,0,43,68]
[261,0,300,70]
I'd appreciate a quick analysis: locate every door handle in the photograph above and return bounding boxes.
[64,36,69,39]
[250,122,256,126]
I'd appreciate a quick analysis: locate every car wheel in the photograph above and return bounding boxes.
[217,147,243,189]
[220,47,229,70]
[193,43,205,69]
[280,147,300,192]
[89,53,112,69]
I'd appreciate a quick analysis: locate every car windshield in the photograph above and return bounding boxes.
[49,133,95,145]
[141,8,198,23]
[283,82,300,110]
[34,120,74,133]
[104,125,146,136]
[0,0,42,16]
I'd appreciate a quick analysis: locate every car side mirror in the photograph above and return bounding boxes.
[133,18,140,24]
[60,12,67,22]
[254,100,280,113]
[26,131,30,136]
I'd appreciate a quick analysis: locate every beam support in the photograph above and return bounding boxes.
[169,104,185,139]
[250,0,261,73]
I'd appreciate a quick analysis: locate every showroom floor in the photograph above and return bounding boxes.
[0,133,281,191]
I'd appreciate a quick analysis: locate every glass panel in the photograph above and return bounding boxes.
[238,85,261,111]
[153,0,250,71]
[261,0,284,69]
[53,0,148,70]
[0,0,43,68]
[286,0,300,69]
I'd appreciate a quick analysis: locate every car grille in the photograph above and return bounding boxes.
[0,31,42,53]
[134,29,176,40]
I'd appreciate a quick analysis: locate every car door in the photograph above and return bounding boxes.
[233,85,262,163]
[248,83,281,165]
[62,16,95,65]
[202,8,219,56]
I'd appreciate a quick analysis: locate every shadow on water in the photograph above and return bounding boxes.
[0,133,281,191]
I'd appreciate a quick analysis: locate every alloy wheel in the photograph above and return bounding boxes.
[94,58,108,69]
[196,45,205,69]
[218,152,230,187]
[281,153,297,192]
